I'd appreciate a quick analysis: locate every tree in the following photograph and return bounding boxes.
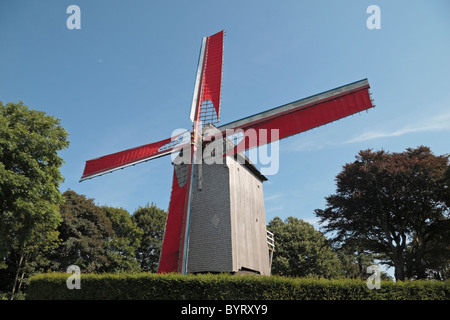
[49,192,167,274]
[267,216,342,278]
[335,240,392,280]
[0,101,69,298]
[132,203,167,272]
[50,190,114,273]
[0,217,60,299]
[336,241,374,279]
[315,146,450,281]
[102,206,143,273]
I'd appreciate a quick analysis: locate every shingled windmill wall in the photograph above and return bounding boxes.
[186,154,271,275]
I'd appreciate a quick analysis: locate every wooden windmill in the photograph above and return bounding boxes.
[80,30,374,275]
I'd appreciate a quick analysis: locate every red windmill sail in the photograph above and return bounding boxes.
[80,132,189,181]
[199,30,224,119]
[218,79,373,154]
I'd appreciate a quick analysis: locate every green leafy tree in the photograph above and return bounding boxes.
[0,218,60,299]
[267,216,342,278]
[0,101,69,298]
[132,203,167,272]
[50,190,114,273]
[315,146,450,281]
[102,206,143,273]
[336,241,392,280]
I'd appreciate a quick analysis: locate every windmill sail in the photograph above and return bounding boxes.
[190,30,224,123]
[79,132,189,181]
[217,78,373,155]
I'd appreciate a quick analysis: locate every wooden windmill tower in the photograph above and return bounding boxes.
[80,30,374,275]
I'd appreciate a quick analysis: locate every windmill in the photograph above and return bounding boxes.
[80,30,374,275]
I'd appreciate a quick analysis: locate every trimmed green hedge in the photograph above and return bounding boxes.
[26,272,449,300]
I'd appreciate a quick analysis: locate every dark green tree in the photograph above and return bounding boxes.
[102,206,143,273]
[132,203,167,272]
[50,190,114,273]
[0,101,69,299]
[335,240,392,280]
[267,216,342,278]
[315,146,449,281]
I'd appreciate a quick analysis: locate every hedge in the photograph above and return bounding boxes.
[26,272,449,300]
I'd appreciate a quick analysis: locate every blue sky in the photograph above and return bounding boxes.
[1,0,450,233]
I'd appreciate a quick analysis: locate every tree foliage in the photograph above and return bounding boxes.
[48,192,167,274]
[102,206,143,273]
[0,101,69,254]
[0,101,69,298]
[51,190,114,273]
[267,216,342,278]
[315,146,450,281]
[131,203,167,273]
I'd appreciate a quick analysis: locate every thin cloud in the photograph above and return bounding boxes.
[303,217,321,228]
[266,205,284,213]
[287,139,327,152]
[345,108,450,144]
[265,193,282,201]
[281,134,331,153]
